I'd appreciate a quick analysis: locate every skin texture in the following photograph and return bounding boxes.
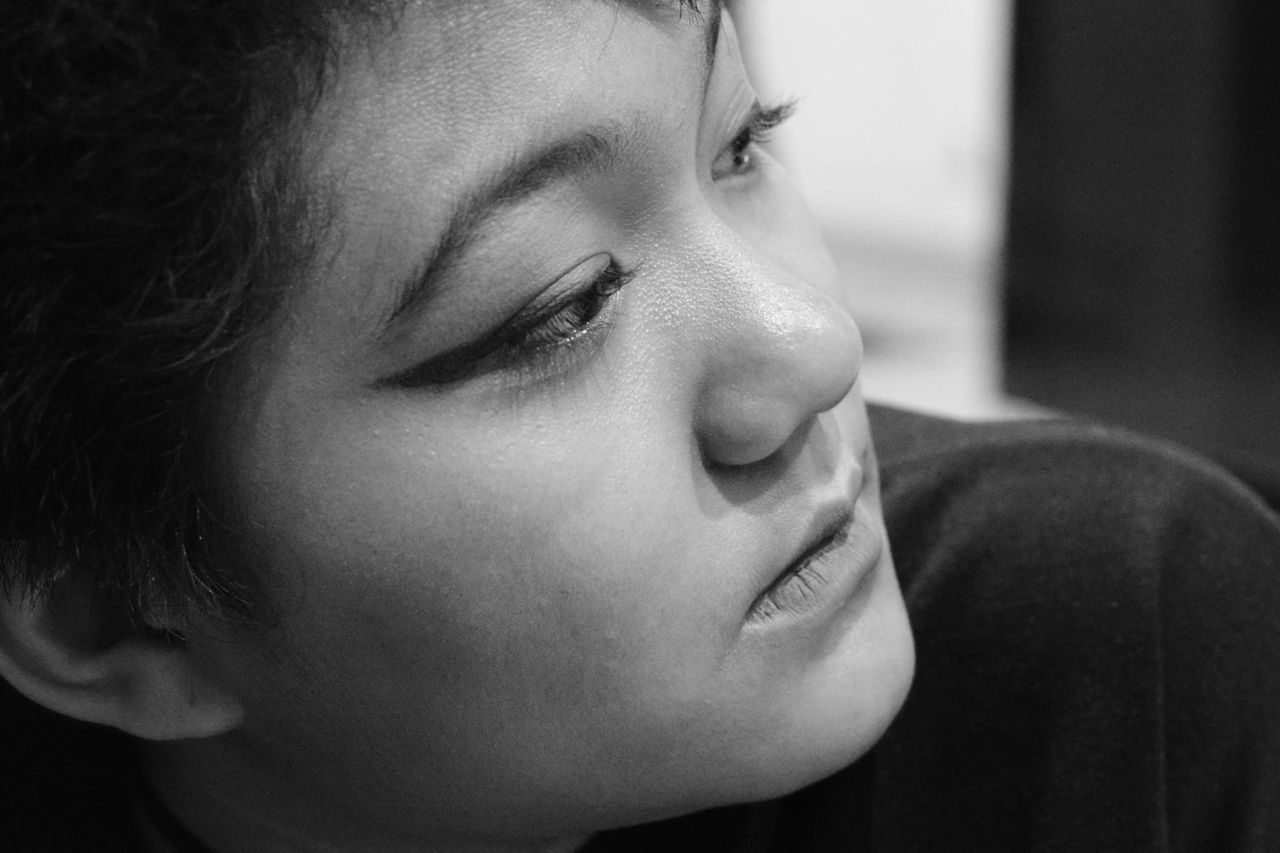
[146,2,916,850]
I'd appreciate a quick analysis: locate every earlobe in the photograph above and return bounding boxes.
[0,582,244,741]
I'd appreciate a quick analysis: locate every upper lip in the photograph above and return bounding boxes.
[755,461,866,597]
[784,506,854,574]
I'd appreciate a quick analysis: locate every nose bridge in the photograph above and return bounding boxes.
[692,245,863,468]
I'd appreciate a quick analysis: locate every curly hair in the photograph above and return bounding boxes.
[1,0,397,625]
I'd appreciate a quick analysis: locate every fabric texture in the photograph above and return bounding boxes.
[4,405,1279,851]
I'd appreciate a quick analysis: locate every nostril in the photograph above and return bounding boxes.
[697,403,795,468]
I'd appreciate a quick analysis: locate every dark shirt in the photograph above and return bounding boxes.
[5,406,1280,851]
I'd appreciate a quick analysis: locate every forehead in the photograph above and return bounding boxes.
[294,0,716,322]
[312,0,711,176]
[316,3,599,170]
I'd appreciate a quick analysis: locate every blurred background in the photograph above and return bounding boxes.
[738,0,1280,467]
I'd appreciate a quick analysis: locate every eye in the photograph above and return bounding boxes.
[500,258,634,358]
[711,100,798,181]
[380,255,636,388]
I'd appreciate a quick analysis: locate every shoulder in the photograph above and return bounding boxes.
[868,403,1280,579]
[869,402,1280,648]
[861,404,1280,850]
[870,401,1269,508]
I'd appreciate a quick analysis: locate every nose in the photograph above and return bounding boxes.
[693,269,863,468]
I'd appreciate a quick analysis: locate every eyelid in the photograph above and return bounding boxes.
[499,256,627,347]
[712,98,799,181]
[376,254,630,389]
[743,99,799,142]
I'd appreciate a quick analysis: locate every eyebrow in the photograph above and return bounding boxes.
[380,0,724,335]
[381,127,626,330]
[702,2,725,82]
[673,0,723,86]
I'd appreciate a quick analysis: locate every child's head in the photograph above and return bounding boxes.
[2,2,914,848]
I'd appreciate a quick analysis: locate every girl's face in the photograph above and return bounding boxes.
[178,1,913,849]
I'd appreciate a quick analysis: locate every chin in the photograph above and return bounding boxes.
[690,579,916,814]
[752,569,916,799]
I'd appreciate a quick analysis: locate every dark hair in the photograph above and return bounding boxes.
[1,1,395,625]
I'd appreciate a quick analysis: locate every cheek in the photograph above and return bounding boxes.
[226,392,737,720]
[213,391,804,832]
[719,165,842,301]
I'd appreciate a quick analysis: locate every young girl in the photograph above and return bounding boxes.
[3,2,1278,851]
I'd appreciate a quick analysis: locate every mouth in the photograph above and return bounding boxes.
[747,510,855,623]
[744,460,885,627]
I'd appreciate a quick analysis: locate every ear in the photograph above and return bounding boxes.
[0,576,244,741]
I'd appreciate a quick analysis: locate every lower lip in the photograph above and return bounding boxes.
[745,500,884,629]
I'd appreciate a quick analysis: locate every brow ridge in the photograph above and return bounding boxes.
[382,126,624,333]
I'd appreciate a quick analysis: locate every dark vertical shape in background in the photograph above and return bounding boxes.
[1003,0,1280,461]
[1229,2,1280,314]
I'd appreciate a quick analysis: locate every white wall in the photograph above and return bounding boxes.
[742,0,1013,261]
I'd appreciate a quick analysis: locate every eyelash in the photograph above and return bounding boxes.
[716,99,798,179]
[498,259,637,368]
[386,259,636,388]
